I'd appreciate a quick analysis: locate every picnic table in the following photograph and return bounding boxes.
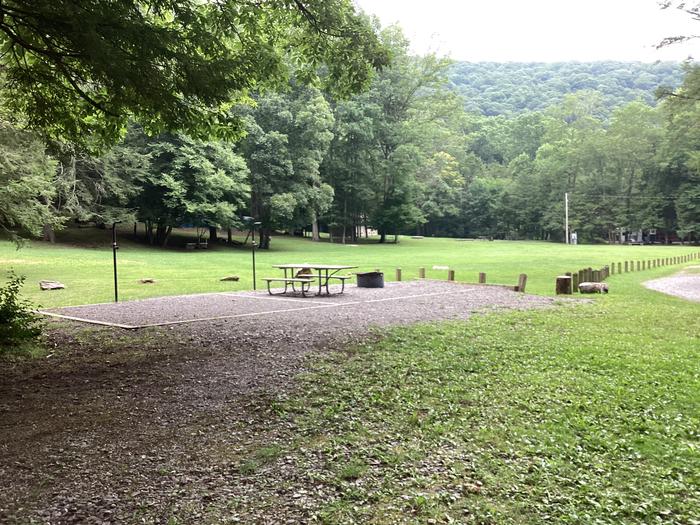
[263,263,357,296]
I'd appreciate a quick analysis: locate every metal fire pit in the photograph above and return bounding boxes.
[356,271,384,288]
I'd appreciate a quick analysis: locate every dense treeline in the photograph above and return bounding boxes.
[449,61,684,117]
[1,27,698,247]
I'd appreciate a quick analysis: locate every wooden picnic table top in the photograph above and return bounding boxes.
[272,263,358,270]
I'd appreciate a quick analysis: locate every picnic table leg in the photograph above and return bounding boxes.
[283,268,291,294]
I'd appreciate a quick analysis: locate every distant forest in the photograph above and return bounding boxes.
[448,61,685,116]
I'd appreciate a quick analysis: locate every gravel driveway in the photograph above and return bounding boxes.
[643,266,700,303]
[2,281,563,524]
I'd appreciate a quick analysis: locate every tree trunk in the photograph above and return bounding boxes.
[133,222,137,237]
[379,229,386,243]
[42,223,55,243]
[341,196,348,244]
[227,228,233,243]
[258,228,271,249]
[209,226,218,243]
[146,221,154,245]
[162,225,172,247]
[312,214,320,242]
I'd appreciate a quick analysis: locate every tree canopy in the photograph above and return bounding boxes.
[0,0,388,147]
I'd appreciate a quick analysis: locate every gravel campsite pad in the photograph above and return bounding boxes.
[3,281,562,523]
[39,280,554,329]
[643,266,700,303]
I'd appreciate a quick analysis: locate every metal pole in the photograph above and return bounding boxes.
[565,192,569,244]
[111,222,121,302]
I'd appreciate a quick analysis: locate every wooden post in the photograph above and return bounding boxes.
[636,261,641,271]
[555,275,572,295]
[578,269,585,285]
[617,262,622,274]
[642,260,645,271]
[447,269,455,281]
[611,263,615,275]
[572,272,579,291]
[478,272,486,284]
[418,267,425,279]
[517,273,527,293]
[587,267,593,281]
[624,261,629,272]
[396,268,402,281]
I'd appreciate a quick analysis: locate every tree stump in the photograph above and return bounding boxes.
[555,276,572,295]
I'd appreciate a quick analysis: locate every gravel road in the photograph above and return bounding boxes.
[2,281,566,524]
[643,266,700,303]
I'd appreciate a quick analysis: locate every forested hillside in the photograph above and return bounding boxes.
[449,61,684,116]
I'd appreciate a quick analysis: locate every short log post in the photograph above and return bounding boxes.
[556,275,572,295]
[578,269,585,285]
[517,273,528,293]
[572,272,579,290]
[447,269,455,281]
[587,267,593,281]
[611,263,615,275]
[624,261,629,272]
[636,261,641,271]
[418,267,425,279]
[396,268,402,281]
[642,260,646,271]
[478,272,486,284]
[617,262,622,274]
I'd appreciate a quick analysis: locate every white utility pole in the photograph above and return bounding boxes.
[564,192,569,244]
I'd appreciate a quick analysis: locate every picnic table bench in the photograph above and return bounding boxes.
[261,276,315,296]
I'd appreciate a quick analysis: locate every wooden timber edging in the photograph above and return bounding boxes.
[558,250,700,295]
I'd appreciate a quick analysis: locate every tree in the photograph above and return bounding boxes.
[660,65,700,241]
[365,26,450,242]
[126,127,250,246]
[320,97,378,242]
[0,120,57,240]
[0,0,388,147]
[239,85,335,249]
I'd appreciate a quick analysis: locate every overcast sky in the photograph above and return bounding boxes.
[353,0,699,62]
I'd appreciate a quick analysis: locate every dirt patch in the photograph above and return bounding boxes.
[1,281,567,524]
[643,266,700,303]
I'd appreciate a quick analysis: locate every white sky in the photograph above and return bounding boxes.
[353,0,699,62]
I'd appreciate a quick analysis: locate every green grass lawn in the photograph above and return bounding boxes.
[1,226,698,307]
[239,266,699,524]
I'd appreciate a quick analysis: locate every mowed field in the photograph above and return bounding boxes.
[1,227,698,308]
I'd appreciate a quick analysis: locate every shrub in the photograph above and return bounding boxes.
[0,271,41,349]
